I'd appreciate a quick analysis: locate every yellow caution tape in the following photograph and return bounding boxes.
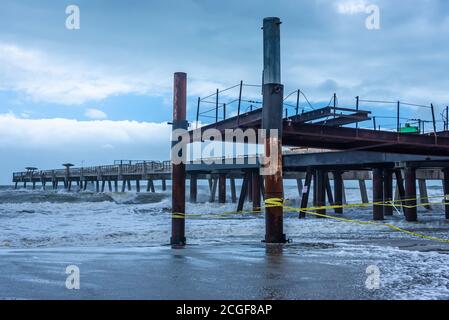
[170,194,449,244]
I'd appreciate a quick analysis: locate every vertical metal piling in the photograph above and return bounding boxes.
[262,17,286,244]
[171,72,187,247]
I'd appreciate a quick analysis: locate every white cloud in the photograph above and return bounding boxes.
[0,43,166,105]
[84,108,107,120]
[0,112,171,150]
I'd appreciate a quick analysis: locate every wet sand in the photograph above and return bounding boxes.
[1,239,447,300]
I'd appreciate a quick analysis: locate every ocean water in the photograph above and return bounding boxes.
[1,182,449,299]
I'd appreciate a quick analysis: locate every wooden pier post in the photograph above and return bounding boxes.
[127,180,131,191]
[114,180,118,192]
[162,179,167,191]
[218,173,227,204]
[190,174,197,203]
[372,168,384,221]
[333,171,344,214]
[262,17,286,243]
[171,72,187,247]
[383,168,394,216]
[136,179,141,193]
[404,166,417,222]
[121,180,126,193]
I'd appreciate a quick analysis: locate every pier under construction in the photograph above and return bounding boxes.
[12,17,449,247]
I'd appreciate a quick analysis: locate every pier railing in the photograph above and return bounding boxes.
[13,160,172,180]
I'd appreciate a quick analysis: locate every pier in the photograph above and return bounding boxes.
[11,17,449,246]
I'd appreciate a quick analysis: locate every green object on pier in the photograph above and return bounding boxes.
[399,123,420,134]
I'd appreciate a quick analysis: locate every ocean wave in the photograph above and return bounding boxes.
[0,189,167,205]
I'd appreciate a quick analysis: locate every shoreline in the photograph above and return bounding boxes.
[1,239,448,300]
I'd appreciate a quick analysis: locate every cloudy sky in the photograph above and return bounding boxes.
[1,0,449,183]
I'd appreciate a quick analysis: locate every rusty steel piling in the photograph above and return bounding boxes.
[262,17,286,244]
[171,72,187,247]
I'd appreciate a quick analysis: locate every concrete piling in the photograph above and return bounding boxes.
[372,168,384,221]
[333,171,344,214]
[404,166,417,222]
[189,175,197,203]
[300,169,313,218]
[219,174,227,204]
[359,179,369,204]
[418,179,431,211]
[230,177,237,203]
[252,171,261,211]
[383,168,394,216]
[443,168,449,219]
[237,173,249,212]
